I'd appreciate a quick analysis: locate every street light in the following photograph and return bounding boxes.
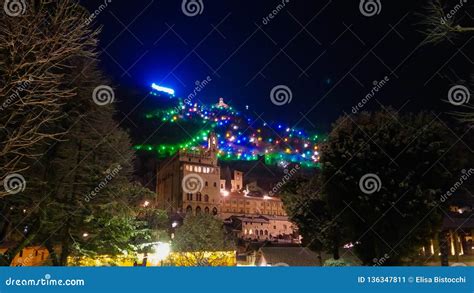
[153,242,171,265]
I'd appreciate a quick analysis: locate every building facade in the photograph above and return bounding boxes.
[156,132,221,215]
[155,133,298,242]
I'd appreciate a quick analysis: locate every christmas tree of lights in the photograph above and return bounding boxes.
[134,86,323,168]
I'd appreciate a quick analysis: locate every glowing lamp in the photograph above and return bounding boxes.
[151,83,175,96]
[153,242,171,262]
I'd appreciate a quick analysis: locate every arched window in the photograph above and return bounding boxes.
[260,230,264,236]
[204,207,210,213]
[255,230,259,236]
[265,230,268,235]
[196,206,202,213]
[186,205,192,214]
[196,192,202,201]
[204,194,209,202]
[212,207,218,215]
[187,193,193,201]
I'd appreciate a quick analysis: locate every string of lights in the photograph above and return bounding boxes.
[134,86,324,168]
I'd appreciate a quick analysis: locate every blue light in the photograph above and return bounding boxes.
[151,83,175,96]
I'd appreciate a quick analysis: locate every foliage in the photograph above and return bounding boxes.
[323,258,351,267]
[281,176,346,259]
[319,110,456,265]
[172,213,235,266]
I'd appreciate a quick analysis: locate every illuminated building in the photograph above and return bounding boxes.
[155,132,298,242]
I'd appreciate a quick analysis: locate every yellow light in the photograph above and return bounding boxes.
[153,242,171,262]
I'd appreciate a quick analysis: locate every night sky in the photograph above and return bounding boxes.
[80,0,473,132]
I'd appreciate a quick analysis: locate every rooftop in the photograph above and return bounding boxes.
[258,247,321,266]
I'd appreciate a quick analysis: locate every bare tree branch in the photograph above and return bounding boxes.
[0,0,101,196]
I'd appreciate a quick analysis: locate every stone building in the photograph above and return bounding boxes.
[155,132,298,242]
[156,132,221,215]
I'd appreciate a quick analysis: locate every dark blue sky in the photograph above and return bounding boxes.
[80,0,473,132]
